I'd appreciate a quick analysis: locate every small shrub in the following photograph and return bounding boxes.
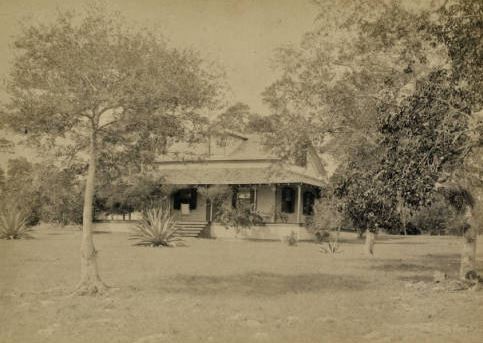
[129,205,180,247]
[319,231,342,254]
[287,230,298,246]
[314,229,330,242]
[411,196,460,235]
[0,206,33,240]
[275,210,289,223]
[217,206,265,231]
[320,240,342,254]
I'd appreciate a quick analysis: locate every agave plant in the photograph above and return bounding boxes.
[129,205,180,247]
[0,205,33,240]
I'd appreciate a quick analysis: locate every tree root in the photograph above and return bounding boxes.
[72,280,109,296]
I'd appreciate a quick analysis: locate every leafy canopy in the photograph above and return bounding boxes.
[2,5,222,171]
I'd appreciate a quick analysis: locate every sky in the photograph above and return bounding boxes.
[0,0,440,167]
[0,0,322,166]
[0,0,319,114]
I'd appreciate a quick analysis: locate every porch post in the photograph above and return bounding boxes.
[253,185,257,211]
[296,184,302,224]
[208,185,213,222]
[272,185,277,223]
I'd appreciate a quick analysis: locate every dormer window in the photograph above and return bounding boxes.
[216,136,227,147]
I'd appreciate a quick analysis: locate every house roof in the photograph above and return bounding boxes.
[158,133,275,162]
[153,163,325,187]
[155,132,327,187]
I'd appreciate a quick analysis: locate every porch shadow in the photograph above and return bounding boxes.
[152,272,368,296]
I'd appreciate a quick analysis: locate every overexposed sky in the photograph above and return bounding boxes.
[0,0,319,114]
[0,0,320,166]
[0,0,439,167]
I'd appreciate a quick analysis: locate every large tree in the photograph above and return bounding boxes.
[264,0,481,264]
[262,1,441,162]
[263,0,440,252]
[1,6,221,294]
[211,102,277,134]
[373,0,482,279]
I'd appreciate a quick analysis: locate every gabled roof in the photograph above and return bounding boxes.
[158,132,275,162]
[154,162,325,187]
[155,132,327,186]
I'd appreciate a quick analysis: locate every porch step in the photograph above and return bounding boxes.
[174,221,208,238]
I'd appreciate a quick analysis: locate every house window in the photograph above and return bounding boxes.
[173,188,197,210]
[232,187,254,210]
[303,191,316,215]
[281,186,295,213]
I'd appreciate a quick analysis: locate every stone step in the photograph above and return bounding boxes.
[173,222,208,238]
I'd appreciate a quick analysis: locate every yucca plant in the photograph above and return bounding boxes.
[129,204,180,247]
[0,205,33,240]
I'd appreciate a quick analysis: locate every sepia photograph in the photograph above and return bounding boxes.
[0,0,481,342]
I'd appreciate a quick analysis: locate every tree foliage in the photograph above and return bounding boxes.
[265,0,481,234]
[2,5,221,170]
[262,1,442,162]
[369,0,482,223]
[0,4,222,293]
[95,174,173,217]
[0,158,84,225]
[211,102,276,134]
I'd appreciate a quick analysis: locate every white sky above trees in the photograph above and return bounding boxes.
[0,0,440,167]
[0,0,319,166]
[0,0,319,114]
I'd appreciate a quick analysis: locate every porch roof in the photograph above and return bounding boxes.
[154,164,325,187]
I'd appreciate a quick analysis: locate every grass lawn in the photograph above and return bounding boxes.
[0,226,482,343]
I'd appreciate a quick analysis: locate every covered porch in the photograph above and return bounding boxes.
[156,160,325,240]
[167,183,321,240]
[169,183,319,224]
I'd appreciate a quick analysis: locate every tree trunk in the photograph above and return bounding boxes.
[460,209,478,281]
[365,230,375,256]
[74,132,107,295]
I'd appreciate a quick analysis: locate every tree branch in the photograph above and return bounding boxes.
[431,97,472,118]
[95,105,126,132]
[97,119,121,132]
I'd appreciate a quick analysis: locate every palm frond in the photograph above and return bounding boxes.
[129,204,180,247]
[0,206,33,240]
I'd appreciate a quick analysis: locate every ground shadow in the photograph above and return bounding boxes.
[371,262,436,272]
[334,234,425,245]
[370,253,463,277]
[376,241,428,245]
[151,272,368,296]
[93,230,112,234]
[398,275,434,283]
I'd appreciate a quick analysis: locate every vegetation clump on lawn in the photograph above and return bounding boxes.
[0,205,32,240]
[129,205,181,247]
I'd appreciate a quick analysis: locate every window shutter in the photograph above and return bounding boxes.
[231,187,238,208]
[173,191,181,210]
[289,188,295,213]
[303,191,315,215]
[281,187,295,213]
[189,188,197,210]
